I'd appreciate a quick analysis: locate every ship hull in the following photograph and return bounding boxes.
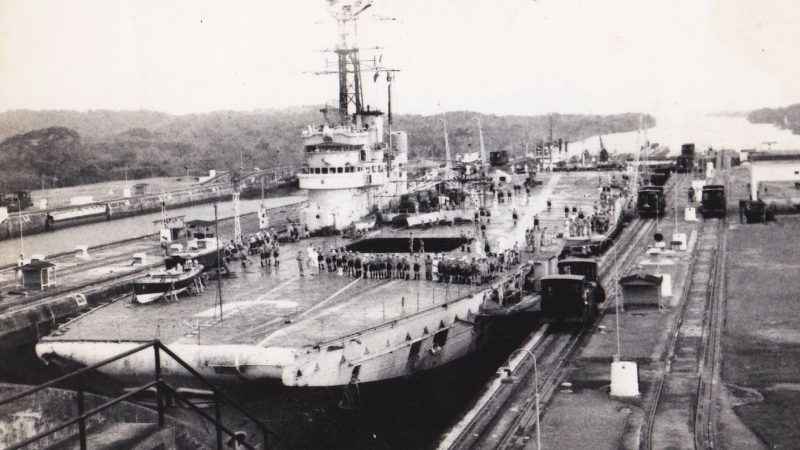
[36,292,535,389]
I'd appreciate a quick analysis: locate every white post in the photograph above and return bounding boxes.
[605,237,621,358]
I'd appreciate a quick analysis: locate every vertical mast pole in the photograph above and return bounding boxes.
[387,75,393,174]
[440,118,451,174]
[214,203,223,321]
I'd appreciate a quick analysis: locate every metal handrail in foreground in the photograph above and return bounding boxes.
[0,339,287,450]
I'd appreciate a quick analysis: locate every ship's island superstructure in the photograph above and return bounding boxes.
[298,115,408,232]
[298,0,407,232]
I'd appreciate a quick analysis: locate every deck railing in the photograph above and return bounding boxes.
[0,339,289,450]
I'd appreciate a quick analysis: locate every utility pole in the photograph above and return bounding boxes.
[18,194,24,262]
[41,173,47,211]
[439,118,452,175]
[214,203,223,321]
[232,175,242,245]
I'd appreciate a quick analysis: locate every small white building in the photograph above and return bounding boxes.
[16,260,57,290]
[619,272,662,308]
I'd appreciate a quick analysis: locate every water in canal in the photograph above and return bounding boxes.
[0,194,305,266]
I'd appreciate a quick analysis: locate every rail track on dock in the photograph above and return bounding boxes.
[0,202,306,313]
[442,175,688,449]
[640,214,726,450]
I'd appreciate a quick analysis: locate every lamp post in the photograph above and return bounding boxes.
[602,236,621,360]
[602,236,641,397]
[503,348,541,450]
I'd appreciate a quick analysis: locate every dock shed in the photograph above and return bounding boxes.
[16,260,57,290]
[132,183,149,196]
[619,272,662,308]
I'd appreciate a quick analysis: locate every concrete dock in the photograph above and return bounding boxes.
[442,167,800,450]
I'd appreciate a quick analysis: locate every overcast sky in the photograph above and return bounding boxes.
[1,0,798,117]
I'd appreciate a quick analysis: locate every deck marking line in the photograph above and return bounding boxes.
[257,277,361,346]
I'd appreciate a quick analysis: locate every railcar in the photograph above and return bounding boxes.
[539,259,605,324]
[636,186,666,218]
[701,184,726,217]
[0,190,32,212]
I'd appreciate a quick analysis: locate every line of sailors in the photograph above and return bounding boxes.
[524,225,555,252]
[306,248,522,285]
[222,231,284,268]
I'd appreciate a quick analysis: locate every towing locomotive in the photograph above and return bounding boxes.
[701,184,726,217]
[540,258,606,324]
[636,185,666,218]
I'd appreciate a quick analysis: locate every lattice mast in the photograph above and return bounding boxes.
[329,0,373,123]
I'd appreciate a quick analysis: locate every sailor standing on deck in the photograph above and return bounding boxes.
[259,242,268,267]
[524,228,532,252]
[425,255,432,281]
[296,250,304,276]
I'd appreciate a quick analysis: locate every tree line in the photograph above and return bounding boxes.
[747,103,800,134]
[0,108,653,191]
